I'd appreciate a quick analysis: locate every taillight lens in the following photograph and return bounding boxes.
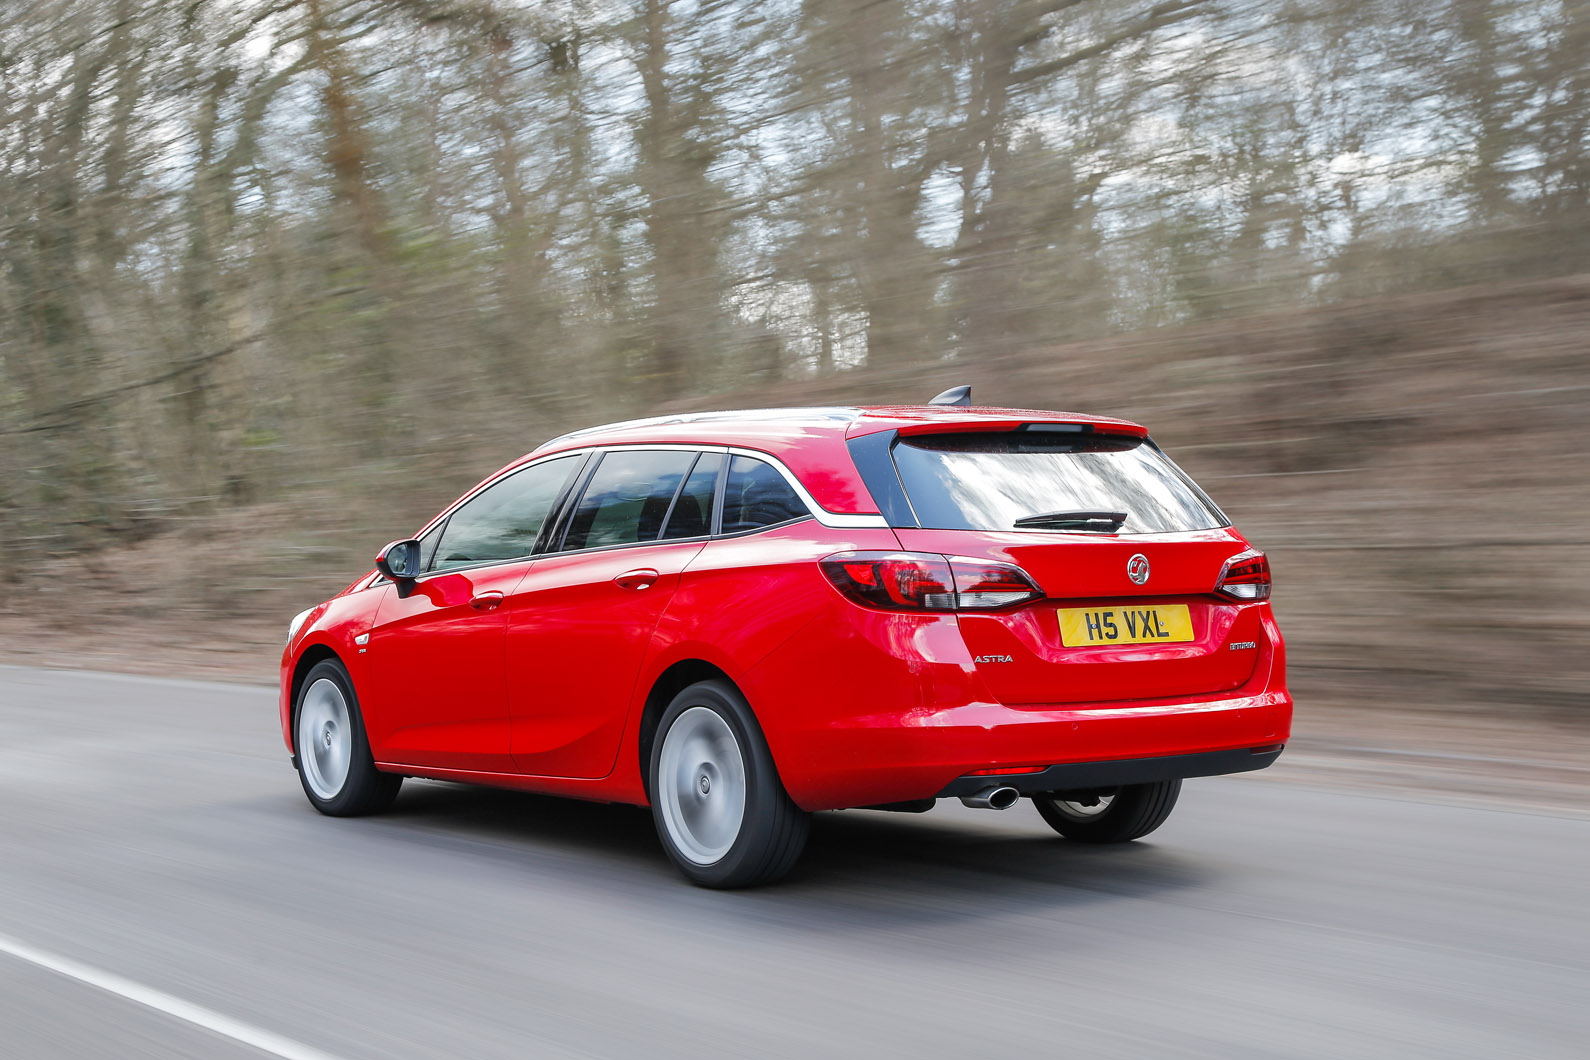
[948,558,1045,609]
[1216,549,1271,601]
[820,552,955,610]
[820,552,1042,612]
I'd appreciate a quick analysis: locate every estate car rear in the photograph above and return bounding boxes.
[282,395,1290,886]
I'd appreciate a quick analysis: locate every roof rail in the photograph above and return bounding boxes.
[927,385,972,407]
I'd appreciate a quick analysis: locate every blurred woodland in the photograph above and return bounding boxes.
[1,1,1587,717]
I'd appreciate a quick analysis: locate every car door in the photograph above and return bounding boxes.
[506,448,721,778]
[362,453,585,773]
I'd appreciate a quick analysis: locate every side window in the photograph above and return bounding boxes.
[432,455,580,571]
[659,453,722,540]
[721,455,809,533]
[560,450,697,552]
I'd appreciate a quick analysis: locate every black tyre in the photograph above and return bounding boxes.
[1032,780,1181,843]
[293,659,402,817]
[648,679,809,888]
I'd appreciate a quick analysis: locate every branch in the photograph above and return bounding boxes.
[1008,0,1207,88]
[0,326,277,436]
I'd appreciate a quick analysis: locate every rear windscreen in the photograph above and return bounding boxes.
[891,432,1227,534]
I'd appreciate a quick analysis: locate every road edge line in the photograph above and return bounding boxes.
[0,931,345,1060]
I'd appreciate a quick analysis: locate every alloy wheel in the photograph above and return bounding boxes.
[1047,789,1118,820]
[298,677,353,801]
[656,706,747,864]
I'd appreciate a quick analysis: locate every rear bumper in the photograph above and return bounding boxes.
[768,687,1292,810]
[935,744,1283,798]
[744,604,1292,812]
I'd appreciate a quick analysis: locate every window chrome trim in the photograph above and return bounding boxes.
[550,445,713,554]
[712,515,815,540]
[532,530,721,560]
[392,449,592,581]
[547,443,888,530]
[373,442,888,584]
[412,449,594,541]
[722,446,888,529]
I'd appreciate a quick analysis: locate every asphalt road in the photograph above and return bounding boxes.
[1,664,1585,1059]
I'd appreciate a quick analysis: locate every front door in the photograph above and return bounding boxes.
[364,563,529,772]
[360,453,585,773]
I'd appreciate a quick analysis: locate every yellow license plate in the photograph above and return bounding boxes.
[1059,604,1194,646]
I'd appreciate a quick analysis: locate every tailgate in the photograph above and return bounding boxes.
[894,528,1263,705]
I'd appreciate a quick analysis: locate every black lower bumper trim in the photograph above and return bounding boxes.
[936,746,1284,799]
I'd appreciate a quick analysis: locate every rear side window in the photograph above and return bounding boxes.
[660,454,722,540]
[891,432,1225,534]
[721,456,809,533]
[561,450,697,551]
[433,454,581,570]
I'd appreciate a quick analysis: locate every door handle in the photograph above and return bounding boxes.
[469,590,505,610]
[614,568,660,591]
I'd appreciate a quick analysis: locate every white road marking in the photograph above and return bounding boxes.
[0,932,346,1060]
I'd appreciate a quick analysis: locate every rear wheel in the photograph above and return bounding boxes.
[1032,780,1181,843]
[294,659,402,817]
[649,680,809,888]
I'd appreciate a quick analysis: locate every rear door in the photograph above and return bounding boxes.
[505,448,722,778]
[885,430,1263,705]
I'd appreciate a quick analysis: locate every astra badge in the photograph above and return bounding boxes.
[1126,554,1150,585]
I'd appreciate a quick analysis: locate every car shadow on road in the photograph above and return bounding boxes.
[373,779,662,865]
[373,780,1214,928]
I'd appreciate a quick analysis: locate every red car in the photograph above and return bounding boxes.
[281,392,1290,887]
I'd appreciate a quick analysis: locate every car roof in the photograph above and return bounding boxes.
[515,405,1148,517]
[532,405,1146,454]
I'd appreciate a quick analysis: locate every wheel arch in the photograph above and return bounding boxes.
[637,659,738,791]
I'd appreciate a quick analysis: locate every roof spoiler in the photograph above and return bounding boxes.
[927,385,972,407]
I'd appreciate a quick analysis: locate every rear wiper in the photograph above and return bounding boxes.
[1011,509,1128,530]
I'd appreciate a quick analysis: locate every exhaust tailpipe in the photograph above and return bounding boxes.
[959,786,1020,810]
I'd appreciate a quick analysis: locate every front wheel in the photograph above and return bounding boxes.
[294,660,402,817]
[648,680,809,888]
[1032,780,1181,843]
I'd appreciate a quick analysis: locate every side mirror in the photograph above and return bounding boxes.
[375,539,423,581]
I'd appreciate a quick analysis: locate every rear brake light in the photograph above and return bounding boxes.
[1216,549,1271,601]
[820,552,1043,612]
[821,552,955,610]
[948,558,1045,609]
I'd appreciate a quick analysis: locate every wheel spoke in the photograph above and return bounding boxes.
[1049,791,1116,820]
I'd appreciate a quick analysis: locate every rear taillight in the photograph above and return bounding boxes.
[820,552,1043,612]
[1216,549,1271,601]
[949,558,1045,609]
[820,552,955,610]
